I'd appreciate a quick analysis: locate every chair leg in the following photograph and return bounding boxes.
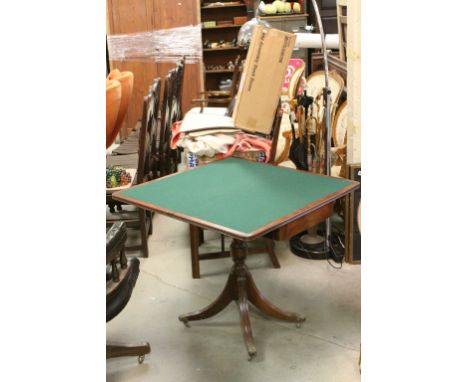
[190,224,201,279]
[198,228,205,245]
[147,211,153,236]
[106,342,151,363]
[138,209,149,258]
[265,239,280,268]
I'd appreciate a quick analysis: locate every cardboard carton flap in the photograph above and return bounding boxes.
[233,26,296,135]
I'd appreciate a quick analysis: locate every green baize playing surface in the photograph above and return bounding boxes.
[115,158,354,237]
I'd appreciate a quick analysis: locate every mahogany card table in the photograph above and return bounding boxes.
[114,157,359,360]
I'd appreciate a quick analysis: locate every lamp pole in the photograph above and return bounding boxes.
[310,0,333,254]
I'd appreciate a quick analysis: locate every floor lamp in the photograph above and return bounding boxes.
[298,0,339,262]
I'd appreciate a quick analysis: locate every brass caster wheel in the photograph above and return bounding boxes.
[138,355,145,364]
[178,316,190,327]
[295,315,306,328]
[247,344,256,361]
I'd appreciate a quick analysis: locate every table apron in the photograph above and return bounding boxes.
[266,203,334,241]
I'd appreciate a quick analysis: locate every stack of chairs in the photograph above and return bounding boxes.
[106,87,157,258]
[106,62,185,174]
[106,58,186,257]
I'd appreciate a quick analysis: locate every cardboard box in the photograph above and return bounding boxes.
[233,25,296,135]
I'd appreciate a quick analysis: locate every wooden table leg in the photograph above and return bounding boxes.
[179,271,234,323]
[189,225,201,279]
[106,342,151,364]
[247,274,305,324]
[237,269,257,360]
[179,239,305,360]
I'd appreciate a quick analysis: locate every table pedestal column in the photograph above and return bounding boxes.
[179,239,306,360]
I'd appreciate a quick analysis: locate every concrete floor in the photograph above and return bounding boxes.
[107,213,361,381]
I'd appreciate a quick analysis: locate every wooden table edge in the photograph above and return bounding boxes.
[113,182,359,242]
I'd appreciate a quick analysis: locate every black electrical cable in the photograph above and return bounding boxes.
[289,225,345,269]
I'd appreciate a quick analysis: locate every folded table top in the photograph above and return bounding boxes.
[113,158,359,240]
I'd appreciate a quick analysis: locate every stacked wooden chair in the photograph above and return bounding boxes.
[113,58,185,161]
[175,56,283,278]
[190,55,242,115]
[158,69,178,177]
[172,59,185,124]
[106,59,186,257]
[188,102,284,278]
[106,88,157,257]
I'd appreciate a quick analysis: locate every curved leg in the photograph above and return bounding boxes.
[246,272,305,324]
[179,270,235,325]
[237,273,256,360]
[179,238,303,360]
[106,342,151,361]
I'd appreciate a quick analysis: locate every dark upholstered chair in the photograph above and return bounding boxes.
[106,222,150,363]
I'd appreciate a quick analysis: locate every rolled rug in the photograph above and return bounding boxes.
[106,79,122,148]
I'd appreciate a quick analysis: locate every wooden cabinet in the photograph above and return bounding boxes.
[200,1,252,96]
[106,0,203,138]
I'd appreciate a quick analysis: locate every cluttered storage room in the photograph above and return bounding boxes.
[106,0,361,380]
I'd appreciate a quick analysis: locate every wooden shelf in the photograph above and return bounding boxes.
[206,69,234,74]
[202,24,242,30]
[203,46,243,52]
[200,1,249,93]
[201,4,246,10]
[205,90,231,97]
[258,13,309,20]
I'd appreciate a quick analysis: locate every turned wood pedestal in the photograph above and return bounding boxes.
[179,239,305,360]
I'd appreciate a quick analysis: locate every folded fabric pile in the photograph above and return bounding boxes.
[171,121,273,167]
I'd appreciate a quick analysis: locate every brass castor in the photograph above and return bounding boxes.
[179,316,190,327]
[296,315,306,328]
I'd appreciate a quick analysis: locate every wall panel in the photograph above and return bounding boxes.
[107,0,203,138]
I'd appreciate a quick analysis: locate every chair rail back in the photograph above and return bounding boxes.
[173,58,186,122]
[159,70,177,176]
[136,91,154,184]
[149,78,161,178]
